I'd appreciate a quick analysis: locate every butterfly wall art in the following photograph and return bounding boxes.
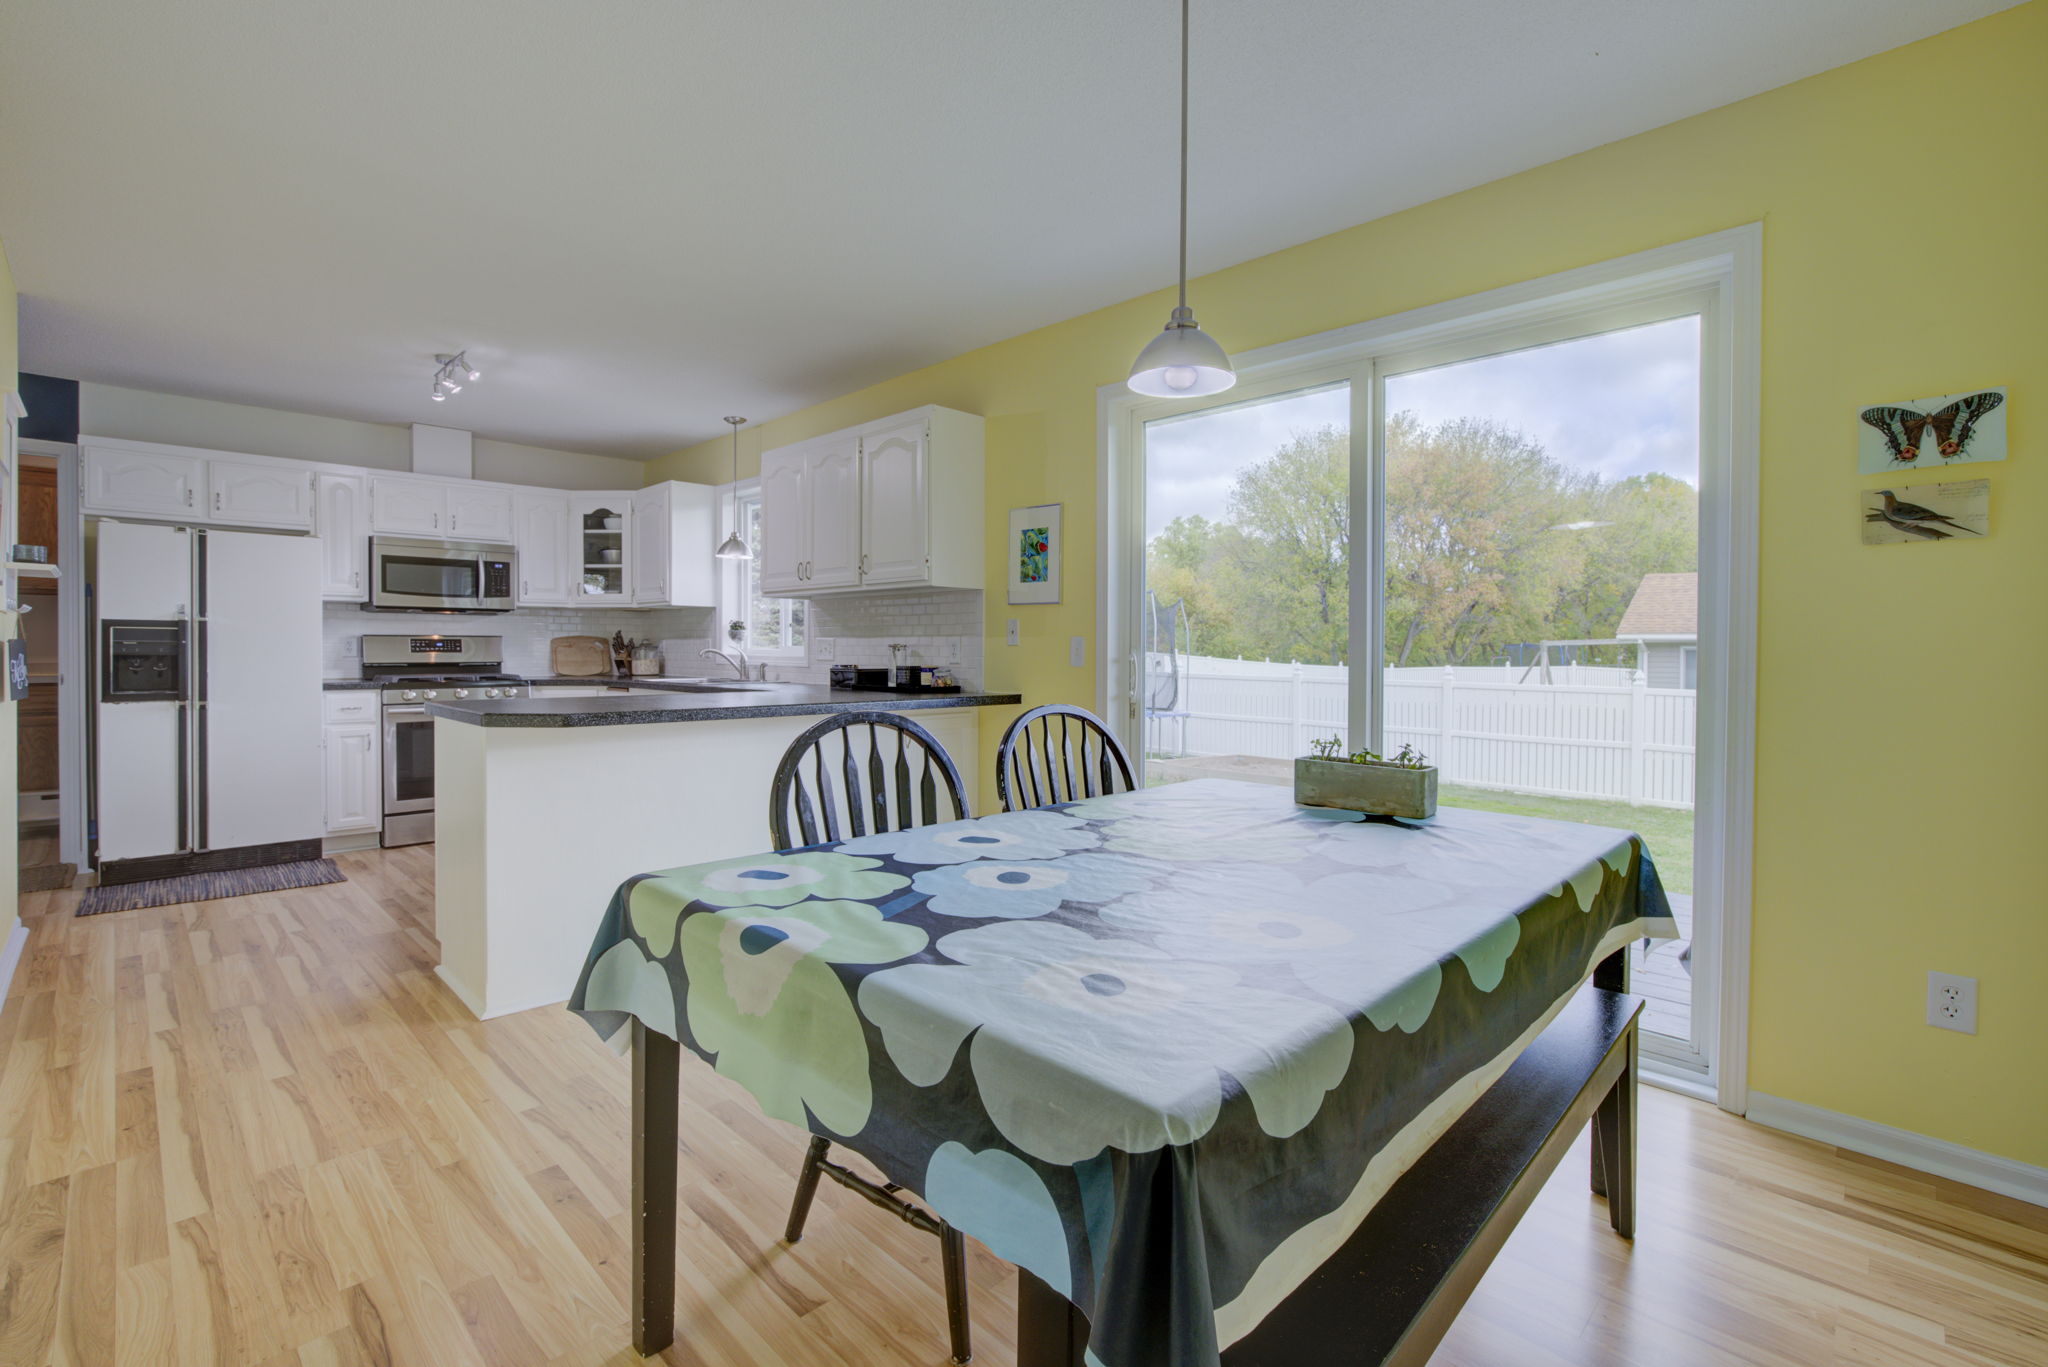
[1857,387,2006,473]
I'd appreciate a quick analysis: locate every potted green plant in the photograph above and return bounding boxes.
[1294,737,1438,819]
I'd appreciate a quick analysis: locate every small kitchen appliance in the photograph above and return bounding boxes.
[368,535,516,613]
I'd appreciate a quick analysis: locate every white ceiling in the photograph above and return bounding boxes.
[1,0,2015,457]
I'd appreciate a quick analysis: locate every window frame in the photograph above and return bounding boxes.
[715,479,810,664]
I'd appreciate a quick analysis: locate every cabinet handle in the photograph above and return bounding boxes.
[214,490,223,512]
[185,489,195,507]
[353,570,362,589]
[521,580,529,597]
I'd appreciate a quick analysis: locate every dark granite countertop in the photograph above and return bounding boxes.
[424,684,1021,728]
[324,679,381,692]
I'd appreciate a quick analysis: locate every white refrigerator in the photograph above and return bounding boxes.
[95,520,323,878]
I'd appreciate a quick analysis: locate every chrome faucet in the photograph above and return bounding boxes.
[701,646,751,680]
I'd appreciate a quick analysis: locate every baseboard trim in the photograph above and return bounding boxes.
[432,962,567,1023]
[1746,1091,2048,1208]
[0,923,29,1013]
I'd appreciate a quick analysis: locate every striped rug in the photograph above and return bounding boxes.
[77,858,346,916]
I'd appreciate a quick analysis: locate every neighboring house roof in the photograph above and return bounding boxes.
[1615,572,1698,639]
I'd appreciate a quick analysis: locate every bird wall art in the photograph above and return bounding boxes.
[1860,480,1990,545]
[1857,387,2007,472]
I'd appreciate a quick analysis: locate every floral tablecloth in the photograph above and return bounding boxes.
[569,778,1675,1367]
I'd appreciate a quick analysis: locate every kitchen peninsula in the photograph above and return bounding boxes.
[427,682,1021,1018]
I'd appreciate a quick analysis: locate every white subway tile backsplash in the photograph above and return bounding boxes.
[324,587,984,687]
[322,602,715,679]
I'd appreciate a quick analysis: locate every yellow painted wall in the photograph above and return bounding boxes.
[648,4,2048,1166]
[1,236,20,954]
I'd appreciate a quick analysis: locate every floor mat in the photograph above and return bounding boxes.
[21,862,76,892]
[77,858,345,916]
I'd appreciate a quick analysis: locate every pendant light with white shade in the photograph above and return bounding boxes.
[1128,0,1236,398]
[715,416,752,560]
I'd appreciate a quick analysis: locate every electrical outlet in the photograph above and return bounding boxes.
[815,637,835,660]
[1006,619,1020,647]
[342,638,359,657]
[1070,636,1086,667]
[1926,971,1977,1034]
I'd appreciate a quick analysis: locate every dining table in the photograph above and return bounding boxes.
[568,777,1677,1367]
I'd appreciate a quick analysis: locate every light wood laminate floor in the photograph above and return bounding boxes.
[0,847,2042,1366]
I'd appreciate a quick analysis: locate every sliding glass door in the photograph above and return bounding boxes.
[1377,314,1707,1069]
[1128,279,1731,1083]
[1141,383,1352,780]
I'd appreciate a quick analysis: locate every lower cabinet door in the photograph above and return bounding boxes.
[323,723,381,835]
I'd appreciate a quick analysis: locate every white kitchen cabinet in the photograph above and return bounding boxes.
[757,406,983,598]
[206,457,316,530]
[807,435,863,589]
[322,715,381,836]
[82,440,205,519]
[757,433,861,593]
[316,472,369,600]
[858,415,929,586]
[512,490,572,605]
[369,476,448,535]
[570,494,632,602]
[447,484,515,541]
[758,446,808,594]
[631,481,717,607]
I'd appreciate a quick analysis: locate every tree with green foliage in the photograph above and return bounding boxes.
[1144,411,1697,670]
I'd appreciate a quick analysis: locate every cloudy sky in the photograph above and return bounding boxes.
[1144,316,1700,539]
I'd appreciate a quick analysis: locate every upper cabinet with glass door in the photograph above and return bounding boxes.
[756,405,983,598]
[570,494,631,602]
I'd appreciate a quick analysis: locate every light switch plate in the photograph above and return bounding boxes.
[1927,971,1977,1034]
[1007,619,1020,647]
[1070,636,1086,667]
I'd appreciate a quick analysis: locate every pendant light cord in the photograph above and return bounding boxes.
[1178,0,1190,313]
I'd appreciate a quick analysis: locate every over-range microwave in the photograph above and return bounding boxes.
[368,535,517,612]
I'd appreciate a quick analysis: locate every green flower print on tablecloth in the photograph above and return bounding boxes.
[1099,864,1520,1032]
[628,850,908,956]
[679,899,927,1135]
[1067,783,1327,865]
[859,920,1352,1162]
[912,852,1164,920]
[836,809,1101,866]
[924,1142,1074,1296]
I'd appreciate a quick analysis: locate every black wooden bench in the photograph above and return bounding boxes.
[1019,955,1644,1366]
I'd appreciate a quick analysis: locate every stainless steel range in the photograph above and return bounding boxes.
[361,634,531,847]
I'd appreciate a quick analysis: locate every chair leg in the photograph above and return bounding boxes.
[940,1222,973,1364]
[784,1136,831,1244]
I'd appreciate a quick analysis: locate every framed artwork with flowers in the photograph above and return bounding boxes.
[1007,503,1061,605]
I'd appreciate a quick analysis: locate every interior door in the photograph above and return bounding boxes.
[202,530,323,849]
[806,436,863,588]
[858,417,928,585]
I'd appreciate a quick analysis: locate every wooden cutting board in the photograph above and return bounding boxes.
[550,636,613,678]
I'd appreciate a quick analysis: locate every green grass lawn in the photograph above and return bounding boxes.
[1439,784,1693,895]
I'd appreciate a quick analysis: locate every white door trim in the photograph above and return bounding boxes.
[1096,224,1761,1114]
[20,438,88,871]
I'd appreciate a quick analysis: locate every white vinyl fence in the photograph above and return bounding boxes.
[1146,656,1695,809]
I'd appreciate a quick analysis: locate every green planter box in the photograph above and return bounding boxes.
[1293,756,1439,819]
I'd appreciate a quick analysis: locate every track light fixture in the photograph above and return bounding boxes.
[431,351,481,401]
